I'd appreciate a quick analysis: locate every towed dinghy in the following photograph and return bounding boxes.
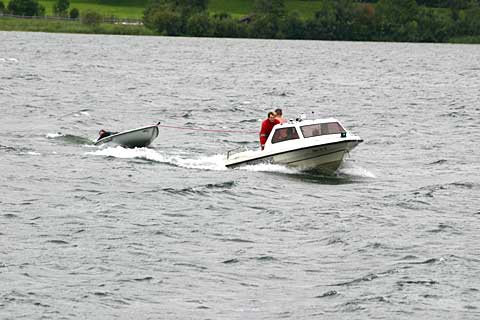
[94,124,159,148]
[225,118,362,173]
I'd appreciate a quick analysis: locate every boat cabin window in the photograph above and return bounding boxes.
[271,127,300,144]
[300,122,345,138]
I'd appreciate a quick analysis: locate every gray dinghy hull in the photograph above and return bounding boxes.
[94,124,159,148]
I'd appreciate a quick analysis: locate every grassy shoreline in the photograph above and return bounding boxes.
[2,16,480,43]
[448,36,480,44]
[2,16,480,44]
[0,17,154,35]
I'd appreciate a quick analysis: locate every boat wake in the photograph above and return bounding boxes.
[87,146,308,174]
[238,159,375,179]
[239,163,301,174]
[86,146,228,171]
[47,132,94,145]
[0,57,19,63]
[337,161,376,179]
[85,146,374,179]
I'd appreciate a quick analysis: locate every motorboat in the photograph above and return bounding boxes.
[94,124,159,148]
[225,117,362,173]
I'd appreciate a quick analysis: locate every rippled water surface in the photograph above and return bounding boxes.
[1,32,480,319]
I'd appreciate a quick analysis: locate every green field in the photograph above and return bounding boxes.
[208,0,254,17]
[31,0,327,19]
[0,0,463,20]
[209,0,328,18]
[38,0,147,18]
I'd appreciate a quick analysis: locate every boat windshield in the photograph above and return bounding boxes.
[300,122,345,138]
[271,127,300,144]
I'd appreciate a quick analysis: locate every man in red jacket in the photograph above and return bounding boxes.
[259,111,281,150]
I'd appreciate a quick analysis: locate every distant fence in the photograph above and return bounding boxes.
[0,13,143,25]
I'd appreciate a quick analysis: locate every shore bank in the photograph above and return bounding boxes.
[1,15,479,43]
[0,16,153,35]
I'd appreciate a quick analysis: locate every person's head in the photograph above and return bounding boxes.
[99,129,106,135]
[267,111,277,123]
[274,108,283,117]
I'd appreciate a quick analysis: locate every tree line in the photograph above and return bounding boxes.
[1,0,479,41]
[143,0,480,42]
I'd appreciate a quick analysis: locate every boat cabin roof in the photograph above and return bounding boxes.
[269,118,346,145]
[282,117,340,127]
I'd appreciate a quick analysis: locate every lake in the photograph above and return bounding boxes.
[1,31,479,319]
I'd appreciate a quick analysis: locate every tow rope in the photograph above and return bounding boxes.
[157,123,257,134]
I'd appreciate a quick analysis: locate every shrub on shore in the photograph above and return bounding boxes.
[69,7,79,19]
[7,0,45,16]
[53,0,69,17]
[81,9,102,26]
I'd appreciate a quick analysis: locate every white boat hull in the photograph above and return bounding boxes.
[273,142,351,172]
[226,140,360,173]
[94,125,159,148]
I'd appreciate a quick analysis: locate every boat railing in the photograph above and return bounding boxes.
[227,146,249,159]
